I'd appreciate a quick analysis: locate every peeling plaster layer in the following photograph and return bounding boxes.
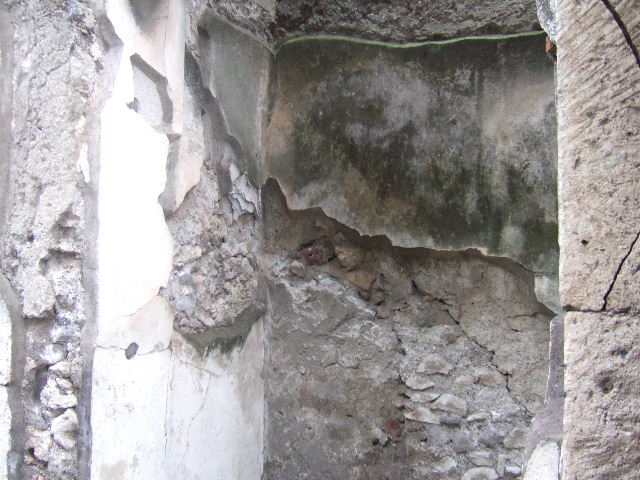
[267,33,557,275]
[92,3,267,479]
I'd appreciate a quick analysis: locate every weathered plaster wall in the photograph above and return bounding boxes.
[267,33,558,306]
[0,2,570,480]
[91,2,271,479]
[0,9,14,477]
[557,0,640,478]
[273,0,541,43]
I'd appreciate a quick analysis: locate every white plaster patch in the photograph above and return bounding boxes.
[523,442,560,480]
[166,324,264,480]
[98,95,173,322]
[535,273,560,313]
[96,296,174,355]
[90,347,171,480]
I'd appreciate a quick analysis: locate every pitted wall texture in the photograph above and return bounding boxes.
[0,2,103,478]
[558,0,640,479]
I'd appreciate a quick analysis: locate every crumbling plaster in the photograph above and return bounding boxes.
[0,1,104,478]
[91,2,268,480]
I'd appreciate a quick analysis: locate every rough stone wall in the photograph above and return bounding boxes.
[273,0,541,43]
[0,0,273,479]
[557,0,640,478]
[0,2,103,479]
[262,181,553,480]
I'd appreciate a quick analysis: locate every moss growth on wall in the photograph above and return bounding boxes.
[267,32,558,272]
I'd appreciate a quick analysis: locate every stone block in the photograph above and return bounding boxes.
[563,312,640,479]
[557,0,640,312]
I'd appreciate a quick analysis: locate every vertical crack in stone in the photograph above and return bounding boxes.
[602,229,640,311]
[600,0,640,69]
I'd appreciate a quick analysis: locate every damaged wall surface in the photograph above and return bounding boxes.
[273,0,541,43]
[262,181,553,480]
[91,3,269,480]
[267,33,558,274]
[4,1,638,480]
[0,1,559,479]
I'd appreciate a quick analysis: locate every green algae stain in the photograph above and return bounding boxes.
[269,33,558,272]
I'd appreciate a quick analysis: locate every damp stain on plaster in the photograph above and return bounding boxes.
[266,32,558,273]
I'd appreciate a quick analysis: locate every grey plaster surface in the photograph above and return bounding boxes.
[267,33,557,273]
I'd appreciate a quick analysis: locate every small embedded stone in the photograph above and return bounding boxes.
[454,374,476,388]
[408,390,440,403]
[334,243,364,271]
[388,279,413,300]
[290,260,307,278]
[480,426,506,448]
[467,450,493,467]
[344,270,377,291]
[451,431,475,453]
[503,427,527,449]
[477,368,505,387]
[25,427,52,461]
[38,344,66,365]
[41,377,77,409]
[371,426,389,446]
[51,409,79,450]
[382,417,403,438]
[461,467,499,480]
[404,374,434,391]
[497,454,507,476]
[369,289,386,305]
[440,413,463,425]
[358,289,371,301]
[297,243,333,266]
[55,377,74,393]
[413,271,436,296]
[505,465,522,475]
[418,353,453,375]
[432,393,467,415]
[423,325,461,345]
[404,407,440,424]
[466,412,490,423]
